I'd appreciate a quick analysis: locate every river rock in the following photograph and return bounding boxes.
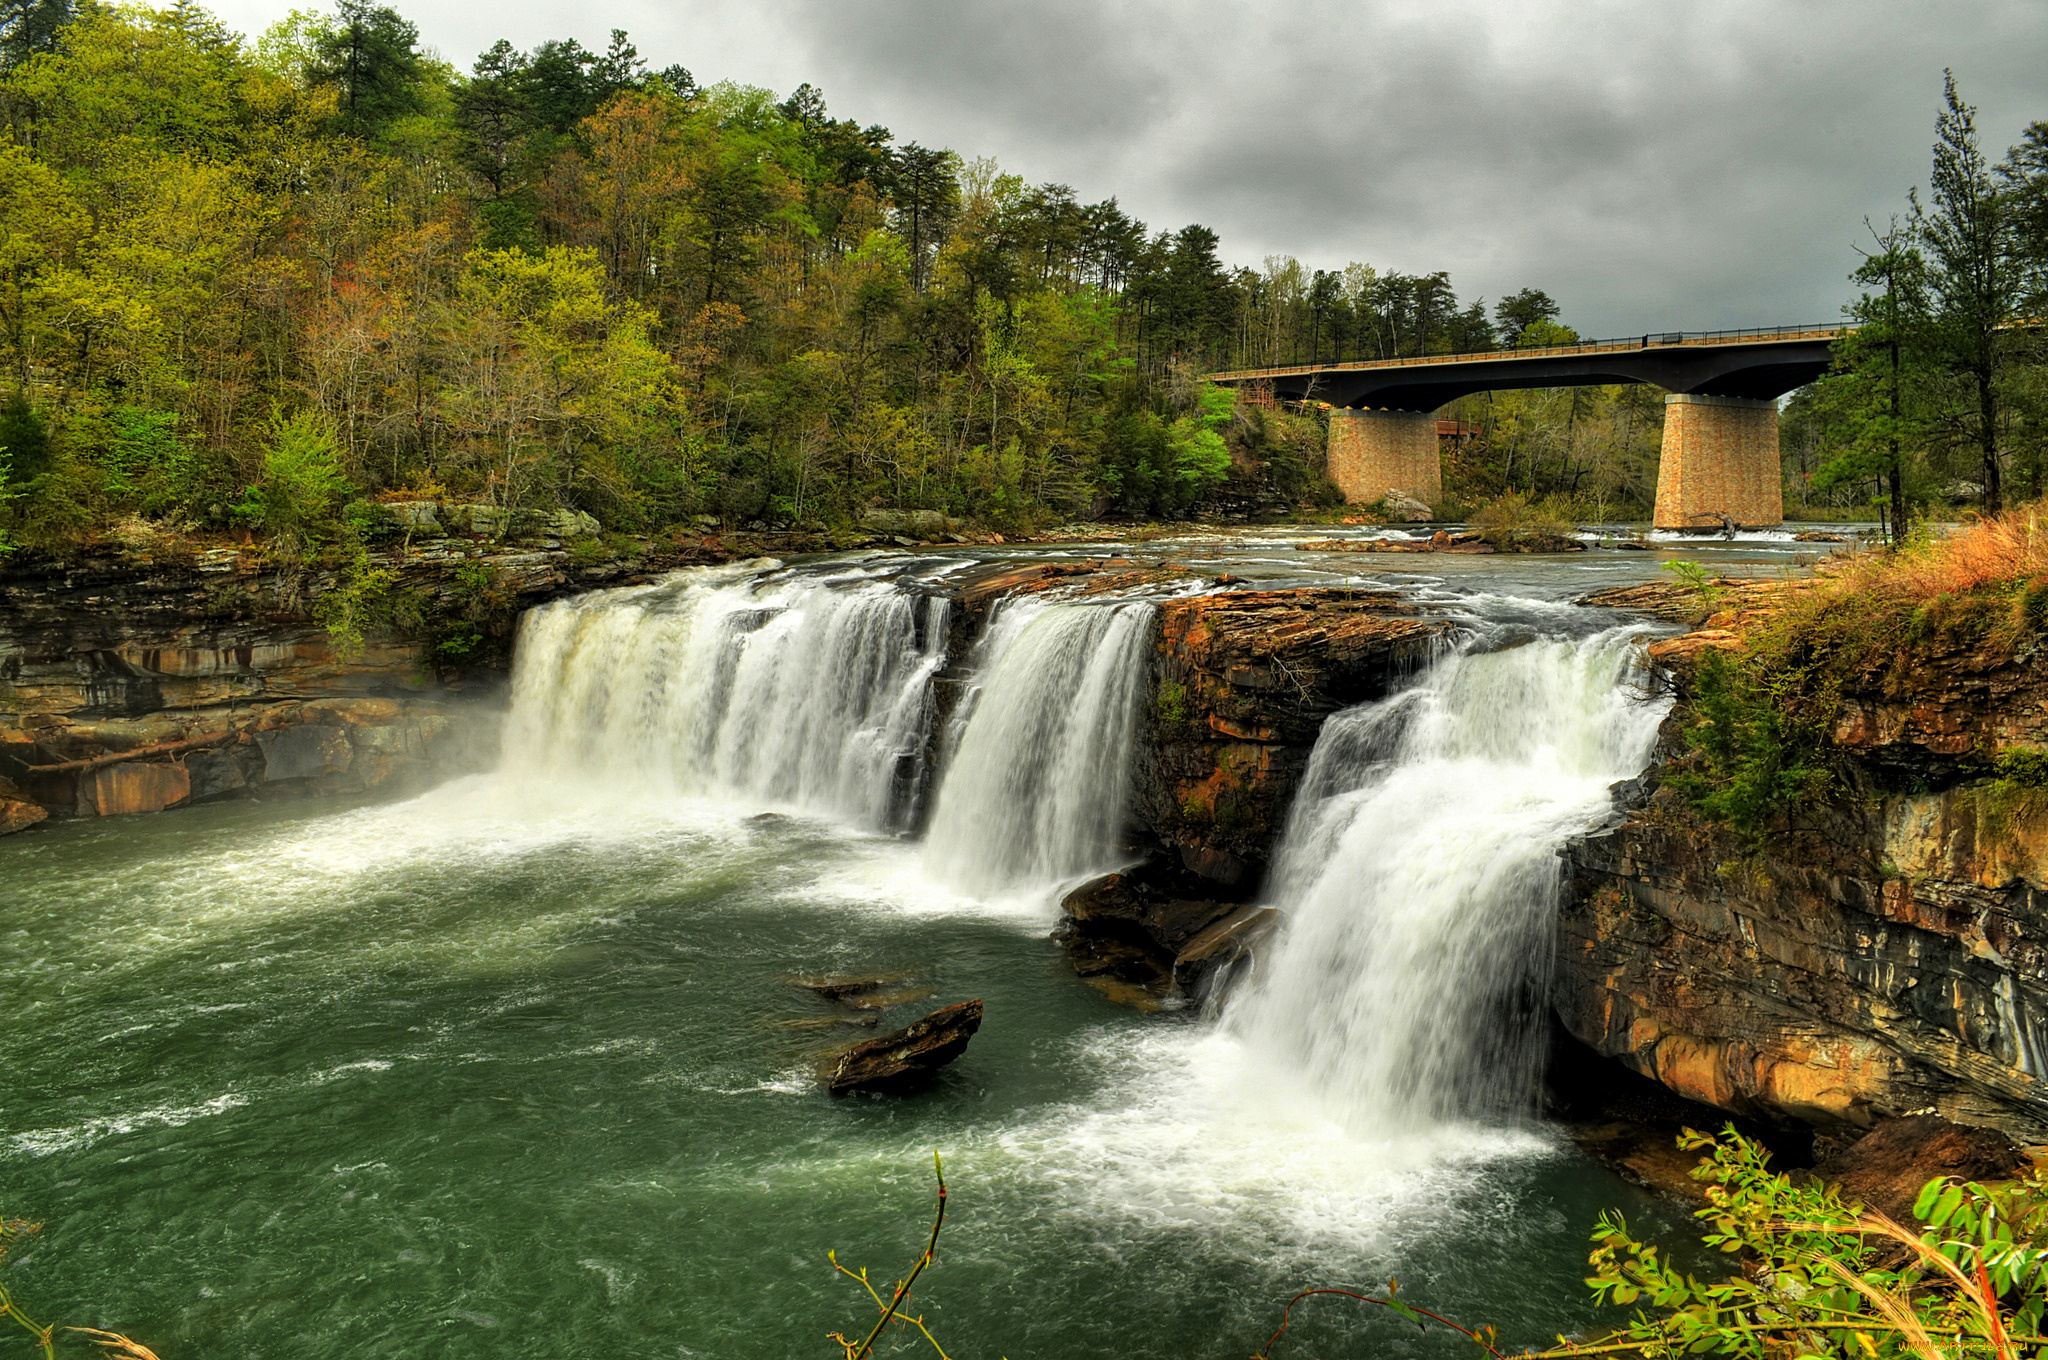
[1377,490,1434,522]
[1054,869,1250,1002]
[1810,1115,2026,1221]
[820,999,983,1094]
[0,776,46,835]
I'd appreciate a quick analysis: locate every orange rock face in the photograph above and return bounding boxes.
[1135,589,1446,890]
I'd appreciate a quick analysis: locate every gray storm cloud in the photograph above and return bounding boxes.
[207,0,2048,334]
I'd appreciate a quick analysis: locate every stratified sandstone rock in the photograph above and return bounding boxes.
[1136,589,1445,889]
[820,999,983,1094]
[1559,584,2048,1141]
[1560,774,2048,1140]
[0,776,45,835]
[1054,869,1248,1001]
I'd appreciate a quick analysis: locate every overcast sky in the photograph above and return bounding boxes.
[209,0,2048,337]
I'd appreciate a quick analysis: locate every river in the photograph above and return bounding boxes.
[0,527,1841,1358]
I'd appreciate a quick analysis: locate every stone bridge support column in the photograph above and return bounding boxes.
[1326,408,1442,507]
[1653,394,1782,529]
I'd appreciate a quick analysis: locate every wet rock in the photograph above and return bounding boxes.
[1053,869,1272,1005]
[255,724,353,782]
[1136,590,1445,890]
[0,776,46,835]
[183,746,251,801]
[838,985,939,1011]
[787,970,926,1001]
[1811,1115,2026,1222]
[85,761,190,816]
[1795,530,1850,543]
[1377,490,1434,523]
[863,509,959,537]
[1172,903,1279,997]
[820,999,983,1094]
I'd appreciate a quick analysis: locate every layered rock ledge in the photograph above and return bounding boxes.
[1560,581,2048,1141]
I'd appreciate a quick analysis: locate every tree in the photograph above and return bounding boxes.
[1495,288,1562,345]
[457,40,531,199]
[1816,219,1931,539]
[308,0,425,138]
[1913,71,2018,512]
[889,143,959,293]
[0,0,70,71]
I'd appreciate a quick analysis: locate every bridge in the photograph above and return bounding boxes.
[1209,325,1848,529]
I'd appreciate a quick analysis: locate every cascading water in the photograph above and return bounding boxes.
[1228,620,1670,1133]
[923,600,1156,896]
[501,562,950,830]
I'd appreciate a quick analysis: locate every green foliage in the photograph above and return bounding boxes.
[1155,679,1189,725]
[423,559,516,668]
[1996,746,2048,789]
[0,392,48,485]
[1661,558,1726,613]
[1585,1128,2048,1358]
[1472,490,1574,546]
[1670,647,1837,845]
[101,406,198,518]
[310,540,396,660]
[233,411,356,550]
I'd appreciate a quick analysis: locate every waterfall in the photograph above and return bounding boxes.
[923,601,1156,896]
[500,563,950,831]
[1228,624,1669,1133]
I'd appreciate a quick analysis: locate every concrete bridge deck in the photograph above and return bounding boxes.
[1208,325,1852,529]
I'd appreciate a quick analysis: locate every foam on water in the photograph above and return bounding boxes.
[1227,623,1670,1135]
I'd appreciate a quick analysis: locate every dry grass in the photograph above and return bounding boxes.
[1828,501,2048,607]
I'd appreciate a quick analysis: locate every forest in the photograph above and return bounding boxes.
[0,2,2042,556]
[0,0,1583,554]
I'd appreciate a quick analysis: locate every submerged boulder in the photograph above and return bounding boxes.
[820,999,983,1095]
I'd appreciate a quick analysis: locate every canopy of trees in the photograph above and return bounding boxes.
[0,1,1559,550]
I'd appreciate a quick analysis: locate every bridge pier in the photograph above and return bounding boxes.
[1652,394,1782,530]
[1327,409,1442,507]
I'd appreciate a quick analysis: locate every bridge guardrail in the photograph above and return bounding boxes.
[1208,322,1857,384]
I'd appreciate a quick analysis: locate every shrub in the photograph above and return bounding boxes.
[232,410,356,552]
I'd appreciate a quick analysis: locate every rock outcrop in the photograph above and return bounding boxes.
[0,541,667,824]
[820,999,984,1094]
[1053,868,1277,1005]
[1807,1114,2026,1222]
[1559,585,2048,1141]
[1134,588,1446,890]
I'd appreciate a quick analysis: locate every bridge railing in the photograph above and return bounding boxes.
[1208,322,1857,383]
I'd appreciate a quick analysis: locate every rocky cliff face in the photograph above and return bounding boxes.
[1559,592,2048,1141]
[0,540,713,825]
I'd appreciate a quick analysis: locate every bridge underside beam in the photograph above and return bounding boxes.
[1327,409,1441,506]
[1653,394,1782,529]
[1264,342,1834,412]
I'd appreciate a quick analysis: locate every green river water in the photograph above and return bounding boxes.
[1,782,1694,1359]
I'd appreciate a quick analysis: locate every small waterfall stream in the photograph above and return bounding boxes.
[501,562,950,830]
[923,600,1156,896]
[1228,621,1669,1133]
